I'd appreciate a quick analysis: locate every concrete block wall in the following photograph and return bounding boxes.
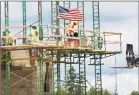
[1,67,40,95]
[1,50,53,95]
[1,65,53,95]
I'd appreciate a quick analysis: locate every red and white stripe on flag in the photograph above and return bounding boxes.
[58,8,83,21]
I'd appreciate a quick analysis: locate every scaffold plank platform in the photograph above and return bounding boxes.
[0,45,121,54]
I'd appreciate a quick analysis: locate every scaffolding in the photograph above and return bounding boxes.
[63,1,71,95]
[0,1,122,95]
[22,1,26,43]
[93,2,102,95]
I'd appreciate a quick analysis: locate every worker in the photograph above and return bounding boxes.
[0,39,4,46]
[2,30,14,46]
[65,21,78,37]
[8,31,14,46]
[31,26,39,56]
[31,26,39,42]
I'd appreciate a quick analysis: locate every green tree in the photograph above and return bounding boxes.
[103,89,114,95]
[54,66,78,95]
[87,87,95,95]
[66,66,77,94]
[66,66,85,95]
[54,88,67,95]
[87,88,114,95]
[129,91,139,95]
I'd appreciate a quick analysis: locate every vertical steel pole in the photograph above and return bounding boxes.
[0,1,1,94]
[39,49,44,95]
[38,1,43,41]
[22,1,26,43]
[5,1,10,95]
[138,1,139,94]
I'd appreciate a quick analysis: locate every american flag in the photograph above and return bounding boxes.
[58,5,83,21]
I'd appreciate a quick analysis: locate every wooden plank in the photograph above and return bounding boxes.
[0,44,121,54]
[1,25,29,29]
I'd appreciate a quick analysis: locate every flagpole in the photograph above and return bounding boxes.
[138,2,139,94]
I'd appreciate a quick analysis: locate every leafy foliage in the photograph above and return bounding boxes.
[87,87,114,95]
[129,91,139,95]
[53,66,129,95]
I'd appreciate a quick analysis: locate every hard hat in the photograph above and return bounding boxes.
[72,21,78,25]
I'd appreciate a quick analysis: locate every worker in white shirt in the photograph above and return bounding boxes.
[31,26,39,56]
[8,31,14,46]
[31,26,39,42]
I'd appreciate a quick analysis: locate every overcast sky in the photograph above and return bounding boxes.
[1,1,139,95]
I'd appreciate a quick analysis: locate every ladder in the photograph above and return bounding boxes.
[93,2,103,95]
[22,1,27,43]
[73,53,86,95]
[95,56,102,95]
[63,1,70,41]
[65,53,73,94]
[92,2,101,50]
[38,1,43,40]
[78,53,86,95]
[53,51,61,95]
[51,1,59,40]
[77,1,84,37]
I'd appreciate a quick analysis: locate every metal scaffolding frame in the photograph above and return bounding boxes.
[63,1,72,95]
[1,1,123,95]
[51,1,60,38]
[77,1,84,37]
[4,1,10,95]
[5,1,9,27]
[73,52,86,95]
[65,52,72,94]
[89,54,103,95]
[77,2,86,95]
[93,1,103,95]
[51,1,61,95]
[38,49,44,95]
[22,1,26,43]
[38,1,43,41]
